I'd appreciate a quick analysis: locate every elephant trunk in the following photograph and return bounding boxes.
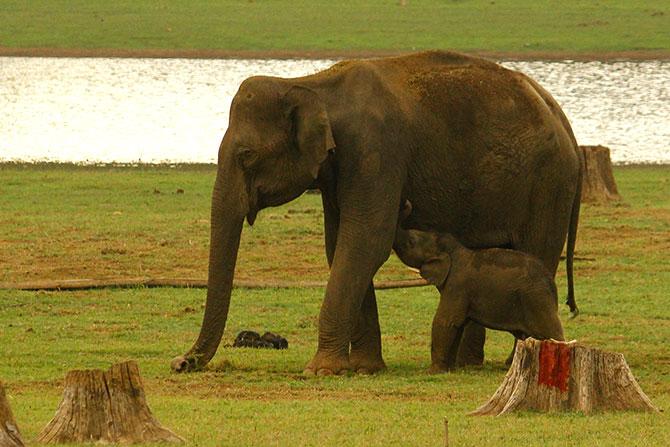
[172,172,245,372]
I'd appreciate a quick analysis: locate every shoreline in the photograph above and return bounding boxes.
[2,47,670,61]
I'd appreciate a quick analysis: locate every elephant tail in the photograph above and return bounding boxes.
[565,148,583,318]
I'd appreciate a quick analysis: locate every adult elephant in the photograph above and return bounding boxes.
[172,51,582,375]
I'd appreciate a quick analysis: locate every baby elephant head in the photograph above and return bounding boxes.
[394,200,452,287]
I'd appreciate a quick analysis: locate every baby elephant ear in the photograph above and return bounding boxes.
[420,254,451,288]
[283,85,336,179]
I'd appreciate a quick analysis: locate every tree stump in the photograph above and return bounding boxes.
[0,383,24,447]
[471,338,659,415]
[37,361,184,444]
[580,145,622,203]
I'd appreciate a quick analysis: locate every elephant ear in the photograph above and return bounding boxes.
[283,85,336,179]
[420,254,452,288]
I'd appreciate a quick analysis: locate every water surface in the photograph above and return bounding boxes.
[1,57,668,164]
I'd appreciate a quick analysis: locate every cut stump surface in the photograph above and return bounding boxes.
[471,338,659,415]
[0,382,24,447]
[37,361,184,444]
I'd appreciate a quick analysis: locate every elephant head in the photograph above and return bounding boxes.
[172,76,335,372]
[393,201,456,288]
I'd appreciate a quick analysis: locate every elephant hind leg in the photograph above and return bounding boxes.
[455,321,486,367]
[517,289,566,343]
[445,324,466,367]
[523,309,565,342]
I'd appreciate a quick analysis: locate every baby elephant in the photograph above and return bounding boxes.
[394,202,565,373]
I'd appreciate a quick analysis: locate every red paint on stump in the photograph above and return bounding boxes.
[538,341,571,392]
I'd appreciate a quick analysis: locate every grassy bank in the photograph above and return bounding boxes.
[1,164,668,285]
[0,163,384,284]
[0,1,669,58]
[0,163,668,445]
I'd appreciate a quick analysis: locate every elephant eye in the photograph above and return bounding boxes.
[235,146,258,170]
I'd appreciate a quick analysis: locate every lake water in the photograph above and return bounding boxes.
[1,57,668,164]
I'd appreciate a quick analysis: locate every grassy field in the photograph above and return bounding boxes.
[0,163,406,284]
[0,163,668,445]
[0,1,668,56]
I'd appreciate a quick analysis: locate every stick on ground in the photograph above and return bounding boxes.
[0,277,428,291]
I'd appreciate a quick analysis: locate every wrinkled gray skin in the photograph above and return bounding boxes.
[171,51,582,376]
[393,202,565,372]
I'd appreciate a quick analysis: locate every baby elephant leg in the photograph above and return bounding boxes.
[455,322,485,367]
[444,325,466,368]
[543,312,565,341]
[430,292,468,373]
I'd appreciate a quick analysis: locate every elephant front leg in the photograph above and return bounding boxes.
[430,323,466,373]
[304,208,396,376]
[304,195,351,375]
[429,293,467,373]
[350,284,386,374]
[319,192,385,375]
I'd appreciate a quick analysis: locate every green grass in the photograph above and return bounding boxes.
[0,164,669,446]
[0,163,410,284]
[0,1,668,54]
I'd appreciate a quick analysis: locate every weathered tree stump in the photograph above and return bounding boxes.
[37,361,183,444]
[471,338,659,415]
[0,383,24,447]
[580,145,622,203]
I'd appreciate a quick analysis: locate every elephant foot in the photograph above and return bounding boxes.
[302,351,350,376]
[349,351,386,375]
[170,355,201,373]
[428,363,452,374]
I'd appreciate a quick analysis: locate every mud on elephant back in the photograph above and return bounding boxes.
[171,50,582,376]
